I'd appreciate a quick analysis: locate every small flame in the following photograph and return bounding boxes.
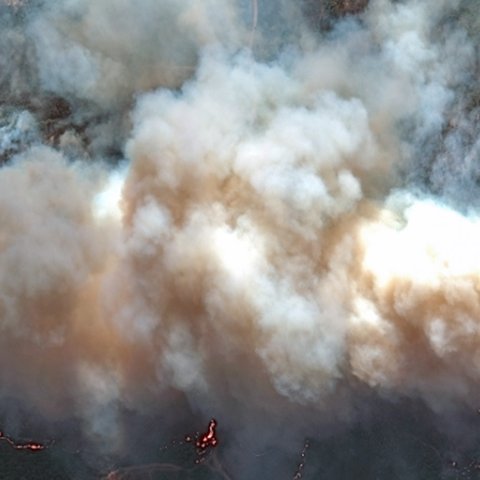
[184,418,219,463]
[196,418,218,451]
[0,429,46,452]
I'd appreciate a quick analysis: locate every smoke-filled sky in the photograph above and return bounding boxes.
[2,0,480,478]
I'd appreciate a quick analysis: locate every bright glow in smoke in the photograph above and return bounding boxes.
[361,200,480,287]
[93,168,127,221]
[213,226,261,282]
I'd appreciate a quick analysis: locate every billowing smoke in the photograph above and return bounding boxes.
[2,0,480,478]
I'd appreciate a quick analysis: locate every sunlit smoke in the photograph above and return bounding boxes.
[1,0,480,477]
[93,167,128,222]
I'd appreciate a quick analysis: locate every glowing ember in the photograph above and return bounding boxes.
[0,430,46,452]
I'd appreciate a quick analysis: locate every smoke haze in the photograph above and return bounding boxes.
[2,0,480,478]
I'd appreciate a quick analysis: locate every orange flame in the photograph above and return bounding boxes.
[196,419,218,451]
[0,429,46,452]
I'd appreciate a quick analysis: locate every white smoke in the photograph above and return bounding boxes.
[1,0,480,476]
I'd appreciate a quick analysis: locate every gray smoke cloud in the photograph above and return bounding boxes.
[1,0,480,478]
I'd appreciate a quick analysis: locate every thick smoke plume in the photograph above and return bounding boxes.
[2,0,480,478]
